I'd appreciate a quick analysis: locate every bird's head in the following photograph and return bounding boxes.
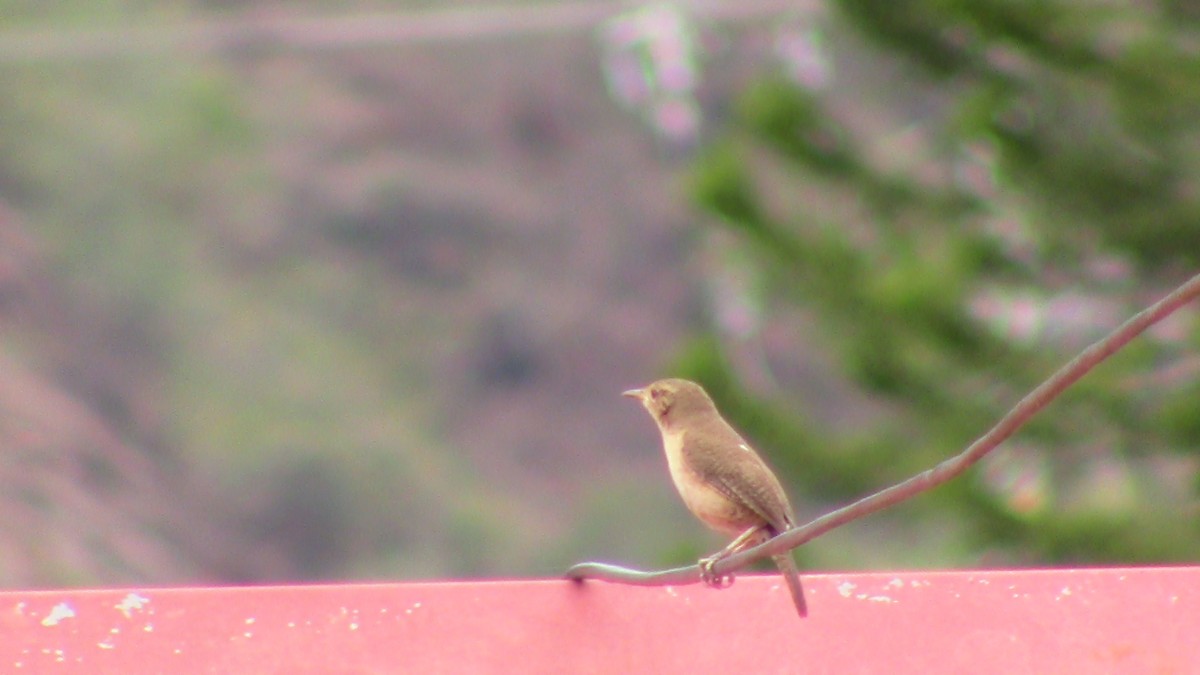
[622,378,715,428]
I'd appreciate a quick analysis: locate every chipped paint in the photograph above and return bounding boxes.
[39,603,75,627]
[114,593,150,619]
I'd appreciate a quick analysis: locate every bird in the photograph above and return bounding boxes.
[623,378,807,617]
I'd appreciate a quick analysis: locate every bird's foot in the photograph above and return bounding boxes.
[698,555,734,589]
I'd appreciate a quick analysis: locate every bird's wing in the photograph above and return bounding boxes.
[683,428,794,532]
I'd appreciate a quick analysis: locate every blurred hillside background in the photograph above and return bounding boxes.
[1,0,1198,587]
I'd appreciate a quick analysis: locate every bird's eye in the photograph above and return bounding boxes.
[650,388,661,399]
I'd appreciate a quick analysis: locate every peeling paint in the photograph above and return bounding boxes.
[114,593,150,619]
[40,603,75,627]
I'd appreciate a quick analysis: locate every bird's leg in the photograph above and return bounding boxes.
[698,525,768,589]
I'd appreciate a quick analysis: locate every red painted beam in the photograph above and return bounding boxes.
[2,566,1196,673]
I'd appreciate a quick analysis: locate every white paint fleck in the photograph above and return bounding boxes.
[114,593,150,619]
[287,622,296,629]
[97,640,115,651]
[1060,587,1071,597]
[738,444,752,453]
[868,595,894,603]
[349,622,359,631]
[142,624,153,633]
[886,578,903,589]
[41,603,76,627]
[245,617,256,625]
[242,632,253,639]
[836,581,857,598]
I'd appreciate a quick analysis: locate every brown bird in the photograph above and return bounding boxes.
[623,378,807,617]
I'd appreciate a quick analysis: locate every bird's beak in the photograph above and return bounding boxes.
[622,388,645,400]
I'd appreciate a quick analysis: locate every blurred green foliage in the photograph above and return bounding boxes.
[683,1,1200,569]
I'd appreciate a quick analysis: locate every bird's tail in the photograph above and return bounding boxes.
[771,552,807,617]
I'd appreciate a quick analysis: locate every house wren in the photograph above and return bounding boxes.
[624,378,807,617]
